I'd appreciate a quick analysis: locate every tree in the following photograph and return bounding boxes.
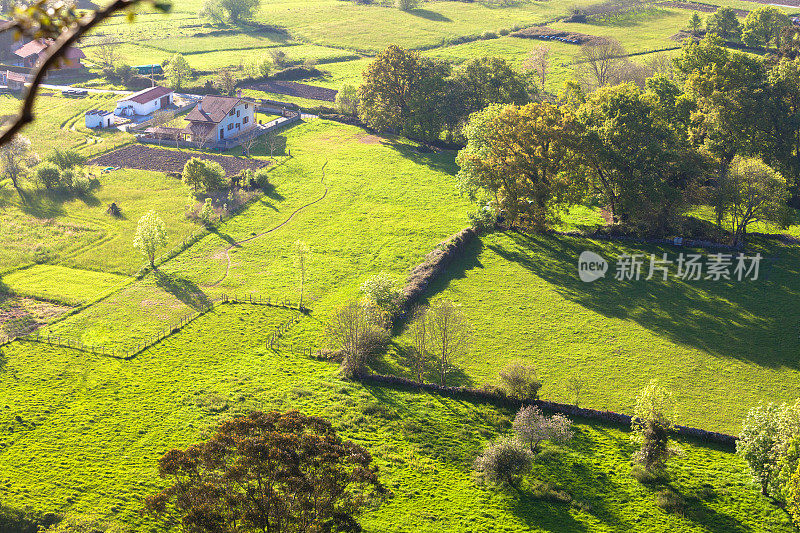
[47,148,87,170]
[40,514,124,532]
[133,210,167,267]
[35,162,62,189]
[199,0,226,24]
[294,240,309,310]
[457,102,580,228]
[737,403,783,496]
[512,405,574,453]
[266,132,281,159]
[144,411,385,533]
[327,301,388,378]
[407,305,429,383]
[92,34,118,69]
[522,45,550,91]
[427,299,470,386]
[474,438,532,489]
[707,7,742,41]
[574,39,626,91]
[567,374,587,407]
[358,45,450,141]
[164,53,192,90]
[335,84,359,115]
[199,198,215,225]
[395,0,419,11]
[241,133,258,156]
[199,0,258,24]
[788,462,800,528]
[743,6,791,49]
[631,380,676,472]
[360,272,404,324]
[577,82,703,230]
[498,362,542,400]
[717,156,788,245]
[688,12,703,36]
[214,69,238,95]
[149,109,173,147]
[182,158,226,192]
[269,49,287,69]
[0,135,39,192]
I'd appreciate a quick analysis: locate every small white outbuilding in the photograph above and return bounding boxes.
[85,109,114,129]
[114,86,174,117]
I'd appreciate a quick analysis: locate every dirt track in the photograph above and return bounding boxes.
[89,145,269,177]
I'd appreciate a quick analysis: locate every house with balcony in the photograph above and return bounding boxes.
[183,95,256,144]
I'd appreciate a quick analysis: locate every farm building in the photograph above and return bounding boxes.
[12,39,85,68]
[85,109,114,129]
[184,95,256,143]
[114,86,173,117]
[1,70,28,91]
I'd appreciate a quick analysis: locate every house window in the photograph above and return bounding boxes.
[243,116,248,124]
[229,109,235,116]
[244,104,248,109]
[228,123,233,130]
[237,110,240,117]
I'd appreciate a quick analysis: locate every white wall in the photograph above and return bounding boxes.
[115,92,173,117]
[214,101,256,141]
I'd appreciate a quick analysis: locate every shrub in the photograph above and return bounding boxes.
[654,489,685,514]
[335,84,359,115]
[499,28,511,36]
[199,198,215,225]
[481,31,498,40]
[474,437,532,489]
[61,168,76,190]
[498,362,542,400]
[395,0,418,10]
[182,158,226,192]
[632,380,677,472]
[35,162,61,189]
[630,464,667,484]
[253,167,271,190]
[40,514,125,532]
[327,301,389,378]
[512,405,574,452]
[71,173,91,195]
[360,272,405,323]
[47,148,86,170]
[468,204,497,233]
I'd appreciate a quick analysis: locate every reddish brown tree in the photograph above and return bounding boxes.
[144,410,385,533]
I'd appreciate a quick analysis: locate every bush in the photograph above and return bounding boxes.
[71,173,91,195]
[336,84,359,115]
[395,0,418,10]
[40,514,125,532]
[47,148,86,170]
[199,198,215,225]
[182,158,226,192]
[481,31,498,40]
[654,489,685,514]
[360,272,405,323]
[327,301,389,378]
[253,167,271,190]
[474,437,532,489]
[35,162,61,189]
[468,204,497,233]
[512,405,574,452]
[499,362,542,400]
[499,28,511,36]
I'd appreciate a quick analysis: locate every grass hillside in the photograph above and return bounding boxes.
[385,231,800,434]
[0,304,792,532]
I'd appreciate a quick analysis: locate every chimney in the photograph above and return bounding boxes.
[198,100,202,113]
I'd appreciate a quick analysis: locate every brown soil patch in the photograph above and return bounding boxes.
[89,145,270,177]
[512,26,609,45]
[0,296,71,337]
[358,134,382,145]
[251,80,338,102]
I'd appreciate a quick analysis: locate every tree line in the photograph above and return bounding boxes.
[354,37,800,243]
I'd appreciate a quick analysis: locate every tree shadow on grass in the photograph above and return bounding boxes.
[487,231,800,368]
[381,139,459,175]
[408,9,452,22]
[208,227,237,247]
[153,270,213,310]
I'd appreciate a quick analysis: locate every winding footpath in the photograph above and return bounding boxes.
[207,186,329,287]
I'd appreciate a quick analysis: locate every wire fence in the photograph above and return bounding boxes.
[10,294,309,360]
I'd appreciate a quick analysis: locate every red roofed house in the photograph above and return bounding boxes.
[114,86,174,117]
[2,70,29,91]
[13,39,85,69]
[183,95,256,143]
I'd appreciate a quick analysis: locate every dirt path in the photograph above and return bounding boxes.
[206,186,329,287]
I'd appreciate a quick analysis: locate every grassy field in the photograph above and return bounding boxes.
[0,303,793,532]
[2,265,128,305]
[0,167,197,275]
[384,231,800,434]
[38,119,472,349]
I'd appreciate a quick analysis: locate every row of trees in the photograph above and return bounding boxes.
[689,6,792,50]
[453,35,795,241]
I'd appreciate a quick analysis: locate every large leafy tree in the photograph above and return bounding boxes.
[0,135,39,192]
[717,156,788,245]
[577,83,702,230]
[631,380,676,472]
[358,45,450,141]
[743,6,791,49]
[145,411,385,533]
[457,102,581,228]
[133,210,167,267]
[165,53,192,90]
[706,7,742,41]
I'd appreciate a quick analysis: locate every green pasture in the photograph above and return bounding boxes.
[0,303,793,532]
[0,94,130,159]
[41,119,471,349]
[0,168,196,275]
[386,231,800,434]
[2,265,128,305]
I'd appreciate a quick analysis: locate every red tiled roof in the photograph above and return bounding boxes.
[185,96,243,124]
[120,85,173,105]
[14,40,47,58]
[6,71,27,83]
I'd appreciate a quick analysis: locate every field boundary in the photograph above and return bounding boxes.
[357,373,738,446]
[17,294,306,360]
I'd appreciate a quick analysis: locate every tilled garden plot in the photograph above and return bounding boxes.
[512,26,608,45]
[252,80,338,102]
[89,145,269,176]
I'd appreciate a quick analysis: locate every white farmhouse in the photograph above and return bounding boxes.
[85,109,114,128]
[183,95,256,144]
[114,86,174,117]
